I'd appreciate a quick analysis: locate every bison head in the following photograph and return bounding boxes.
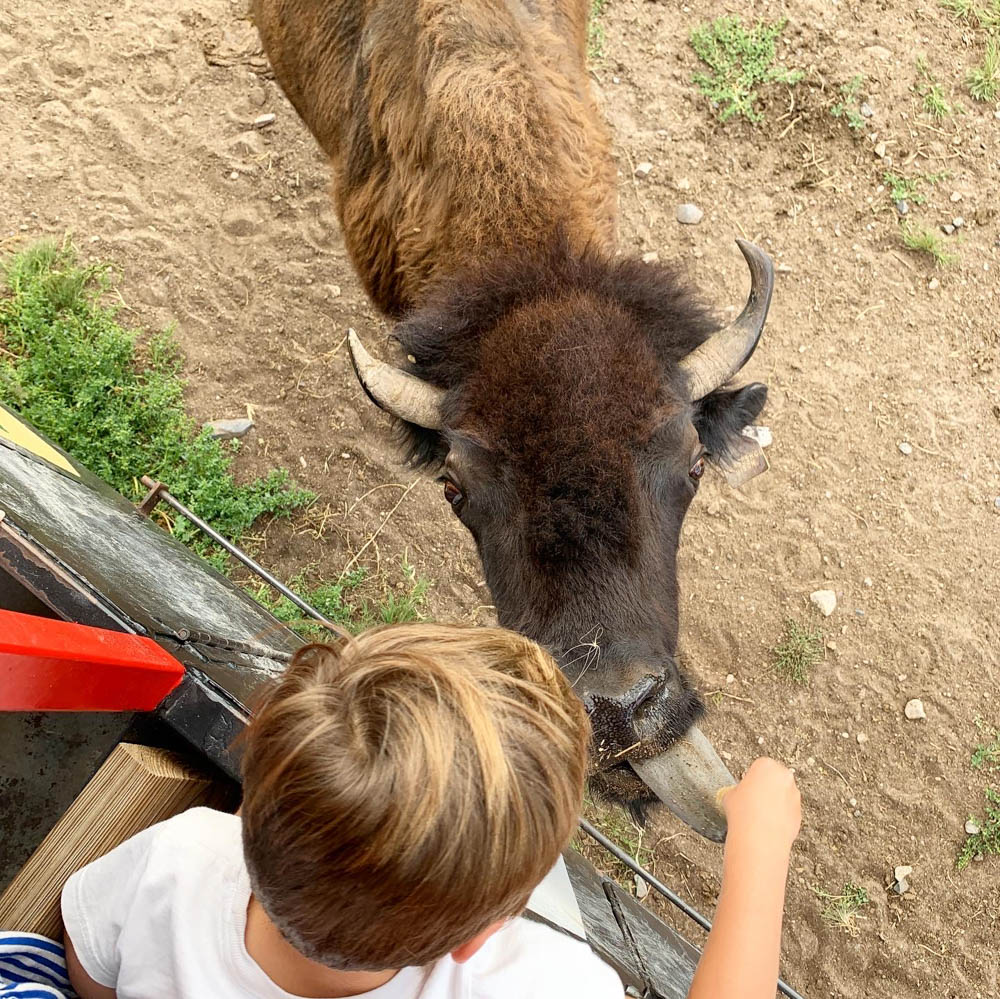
[347,239,773,840]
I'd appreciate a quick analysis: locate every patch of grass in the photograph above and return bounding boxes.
[772,619,823,683]
[813,882,870,935]
[939,0,1000,28]
[576,797,654,891]
[916,56,960,118]
[254,558,430,638]
[957,721,1000,869]
[587,0,609,62]
[883,170,947,205]
[967,36,1000,101]
[0,242,314,559]
[971,718,1000,771]
[830,74,867,131]
[900,222,958,267]
[689,16,803,123]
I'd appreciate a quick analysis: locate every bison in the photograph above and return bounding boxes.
[253,0,774,840]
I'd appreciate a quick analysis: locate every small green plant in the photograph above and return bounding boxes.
[957,721,1000,868]
[689,16,803,123]
[830,75,867,131]
[587,0,609,61]
[255,559,429,638]
[939,0,1000,28]
[916,56,959,117]
[813,882,870,935]
[772,619,823,683]
[0,242,314,559]
[971,718,1000,772]
[576,797,653,890]
[883,170,947,205]
[967,36,1000,101]
[900,222,958,267]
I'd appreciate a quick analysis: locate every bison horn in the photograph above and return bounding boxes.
[348,330,445,430]
[679,239,774,402]
[630,726,736,842]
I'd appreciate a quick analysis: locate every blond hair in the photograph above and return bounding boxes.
[240,623,589,970]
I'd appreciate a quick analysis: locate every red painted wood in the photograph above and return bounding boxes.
[0,609,185,711]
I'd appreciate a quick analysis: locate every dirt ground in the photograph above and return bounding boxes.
[1,0,998,996]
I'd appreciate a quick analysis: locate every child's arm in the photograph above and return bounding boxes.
[65,932,117,999]
[686,758,801,999]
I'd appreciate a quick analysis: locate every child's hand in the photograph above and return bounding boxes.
[720,757,801,853]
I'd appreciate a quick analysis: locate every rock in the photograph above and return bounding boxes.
[950,191,962,203]
[996,109,1000,121]
[634,161,653,179]
[863,577,873,587]
[676,177,691,191]
[742,425,773,448]
[634,875,650,901]
[942,223,956,235]
[952,216,965,229]
[892,877,910,895]
[904,698,926,721]
[894,864,913,882]
[860,102,874,118]
[641,251,660,264]
[928,277,940,290]
[253,113,276,129]
[857,732,868,744]
[204,417,254,440]
[676,203,704,225]
[726,673,735,684]
[896,200,909,216]
[965,819,981,836]
[994,496,1000,510]
[874,141,887,158]
[229,170,239,180]
[775,262,793,273]
[864,45,893,61]
[810,589,837,616]
[898,442,913,455]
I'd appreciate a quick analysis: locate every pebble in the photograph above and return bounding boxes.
[928,277,940,290]
[952,216,965,229]
[742,425,773,448]
[942,223,956,235]
[810,589,837,616]
[253,113,276,129]
[904,698,926,721]
[994,496,1000,510]
[874,141,887,158]
[204,417,254,440]
[634,875,650,900]
[996,110,1000,120]
[641,251,660,264]
[863,577,873,587]
[898,442,913,455]
[229,171,239,180]
[950,191,962,203]
[676,177,691,191]
[892,864,913,895]
[965,819,981,836]
[634,161,653,179]
[857,733,868,744]
[676,203,704,225]
[726,673,735,684]
[896,200,909,216]
[860,102,874,118]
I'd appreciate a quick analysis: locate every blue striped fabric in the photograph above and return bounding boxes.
[0,932,74,998]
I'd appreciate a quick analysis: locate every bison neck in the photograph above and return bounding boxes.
[254,0,618,317]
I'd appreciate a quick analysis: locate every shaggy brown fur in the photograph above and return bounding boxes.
[253,0,616,315]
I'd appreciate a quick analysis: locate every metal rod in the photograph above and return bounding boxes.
[577,818,805,999]
[139,475,344,638]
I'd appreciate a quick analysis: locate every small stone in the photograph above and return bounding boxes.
[676,177,691,191]
[863,577,873,587]
[950,191,962,203]
[904,698,926,721]
[775,262,793,273]
[928,277,940,290]
[641,251,659,264]
[896,200,909,216]
[229,171,239,180]
[849,798,858,807]
[952,216,965,229]
[742,425,773,448]
[634,161,653,179]
[995,109,1000,121]
[942,223,956,236]
[253,113,276,129]
[965,819,981,836]
[726,673,735,684]
[857,733,868,744]
[874,141,887,158]
[634,875,650,900]
[860,102,874,118]
[329,284,342,298]
[340,452,351,459]
[204,417,254,440]
[894,865,913,882]
[994,497,1000,510]
[676,203,704,225]
[892,877,910,895]
[810,589,837,616]
[898,442,913,455]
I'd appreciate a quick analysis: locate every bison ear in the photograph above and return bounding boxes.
[694,382,769,486]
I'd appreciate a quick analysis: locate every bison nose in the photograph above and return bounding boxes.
[630,727,735,842]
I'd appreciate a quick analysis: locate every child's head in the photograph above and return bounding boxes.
[240,623,590,971]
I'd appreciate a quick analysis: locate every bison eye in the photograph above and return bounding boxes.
[442,478,465,511]
[689,456,706,481]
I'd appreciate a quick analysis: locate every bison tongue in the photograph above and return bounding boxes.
[630,725,735,842]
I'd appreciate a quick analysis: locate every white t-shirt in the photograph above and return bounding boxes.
[62,807,623,999]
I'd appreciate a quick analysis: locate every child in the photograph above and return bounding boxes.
[57,623,800,999]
